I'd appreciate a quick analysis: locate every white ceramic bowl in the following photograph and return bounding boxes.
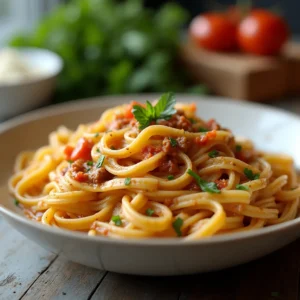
[0,47,63,120]
[0,95,300,276]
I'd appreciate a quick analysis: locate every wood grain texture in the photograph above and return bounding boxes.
[21,256,106,300]
[91,272,180,300]
[0,217,56,300]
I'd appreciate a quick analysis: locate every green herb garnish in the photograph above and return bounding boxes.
[173,217,184,236]
[124,177,131,186]
[132,92,176,129]
[167,175,174,180]
[14,199,19,206]
[94,132,99,137]
[111,215,122,226]
[96,148,100,153]
[208,150,219,158]
[198,127,209,132]
[146,208,154,216]
[86,161,93,166]
[187,169,221,194]
[169,137,177,147]
[67,160,73,164]
[96,155,105,168]
[244,168,260,180]
[236,184,249,191]
[236,145,242,152]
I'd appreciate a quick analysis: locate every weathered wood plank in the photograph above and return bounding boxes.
[0,217,56,300]
[91,272,180,300]
[21,256,106,300]
[235,239,300,300]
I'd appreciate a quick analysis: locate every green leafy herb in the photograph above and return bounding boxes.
[94,132,99,137]
[187,169,221,194]
[236,184,249,191]
[236,145,242,152]
[96,148,100,153]
[132,92,176,129]
[169,137,177,147]
[271,291,280,297]
[111,215,122,226]
[173,217,184,236]
[146,208,154,216]
[14,199,19,206]
[124,177,131,186]
[167,175,174,180]
[198,127,209,132]
[244,168,260,180]
[86,161,93,166]
[67,160,73,164]
[208,150,219,158]
[96,155,105,168]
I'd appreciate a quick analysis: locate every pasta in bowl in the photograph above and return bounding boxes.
[8,93,300,240]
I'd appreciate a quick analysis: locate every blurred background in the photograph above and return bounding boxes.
[0,0,299,120]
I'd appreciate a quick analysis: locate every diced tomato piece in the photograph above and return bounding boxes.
[124,101,144,119]
[71,138,93,161]
[74,171,89,182]
[64,145,74,160]
[195,130,217,146]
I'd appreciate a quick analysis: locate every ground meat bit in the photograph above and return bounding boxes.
[206,119,221,130]
[71,159,85,172]
[158,156,179,174]
[162,136,191,155]
[89,167,113,184]
[215,179,228,190]
[108,117,131,130]
[158,113,193,131]
[186,182,201,191]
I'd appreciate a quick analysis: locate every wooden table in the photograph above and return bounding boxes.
[1,98,299,300]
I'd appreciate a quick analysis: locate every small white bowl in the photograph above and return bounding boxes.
[0,47,63,120]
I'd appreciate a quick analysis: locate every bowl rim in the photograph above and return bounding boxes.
[0,46,63,88]
[1,93,300,247]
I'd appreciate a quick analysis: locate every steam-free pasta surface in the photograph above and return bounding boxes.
[9,93,300,239]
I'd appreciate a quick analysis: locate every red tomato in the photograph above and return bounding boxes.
[189,13,237,52]
[70,138,93,161]
[237,10,289,55]
[64,145,74,160]
[124,101,144,119]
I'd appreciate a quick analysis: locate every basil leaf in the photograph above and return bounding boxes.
[173,217,184,236]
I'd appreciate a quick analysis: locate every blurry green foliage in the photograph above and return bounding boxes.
[10,0,201,102]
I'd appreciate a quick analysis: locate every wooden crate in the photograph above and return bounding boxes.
[180,41,300,101]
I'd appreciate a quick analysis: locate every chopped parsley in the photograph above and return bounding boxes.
[198,127,209,132]
[236,184,249,191]
[169,137,177,147]
[96,148,100,153]
[236,144,242,152]
[124,177,131,186]
[132,92,176,130]
[94,132,99,137]
[96,155,105,168]
[244,168,260,180]
[187,169,221,194]
[146,208,154,216]
[173,217,184,237]
[208,150,219,158]
[14,199,19,206]
[86,161,93,166]
[111,215,122,226]
[167,175,175,180]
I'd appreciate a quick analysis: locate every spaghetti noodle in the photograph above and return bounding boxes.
[9,93,300,239]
